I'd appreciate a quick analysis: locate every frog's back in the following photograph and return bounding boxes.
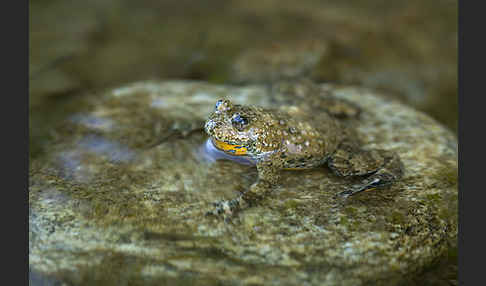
[275,106,344,169]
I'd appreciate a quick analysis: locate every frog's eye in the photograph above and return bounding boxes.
[231,113,249,131]
[215,99,232,113]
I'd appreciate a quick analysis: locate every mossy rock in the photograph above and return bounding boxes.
[29,80,457,286]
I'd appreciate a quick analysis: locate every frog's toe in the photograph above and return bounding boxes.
[336,177,386,198]
[336,189,353,199]
[205,201,228,216]
[206,197,242,220]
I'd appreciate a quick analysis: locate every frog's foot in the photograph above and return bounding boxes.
[205,194,247,221]
[337,176,386,198]
[205,179,273,221]
[329,143,404,198]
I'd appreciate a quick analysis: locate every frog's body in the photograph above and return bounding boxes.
[204,87,404,219]
[206,101,342,169]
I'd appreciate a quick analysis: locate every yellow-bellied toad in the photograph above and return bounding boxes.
[204,93,403,219]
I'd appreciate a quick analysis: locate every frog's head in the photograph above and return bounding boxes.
[204,99,269,156]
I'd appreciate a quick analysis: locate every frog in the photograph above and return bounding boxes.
[204,83,404,219]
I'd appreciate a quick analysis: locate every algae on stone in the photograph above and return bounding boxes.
[29,80,457,286]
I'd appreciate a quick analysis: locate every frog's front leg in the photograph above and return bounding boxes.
[147,122,204,149]
[327,141,404,198]
[207,156,282,220]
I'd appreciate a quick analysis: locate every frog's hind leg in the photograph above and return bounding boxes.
[317,97,361,119]
[327,141,404,198]
[270,79,362,119]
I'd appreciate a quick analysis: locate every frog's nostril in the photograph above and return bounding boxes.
[214,99,233,113]
[205,120,215,132]
[215,100,223,110]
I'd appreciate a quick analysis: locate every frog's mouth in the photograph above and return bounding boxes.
[211,138,248,156]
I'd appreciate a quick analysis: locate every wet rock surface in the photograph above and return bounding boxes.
[29,81,457,286]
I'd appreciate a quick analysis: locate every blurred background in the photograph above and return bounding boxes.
[29,0,457,284]
[30,0,457,160]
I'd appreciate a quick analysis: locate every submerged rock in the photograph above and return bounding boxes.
[29,80,457,286]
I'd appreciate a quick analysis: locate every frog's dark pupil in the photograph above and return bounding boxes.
[232,114,248,130]
[232,114,247,124]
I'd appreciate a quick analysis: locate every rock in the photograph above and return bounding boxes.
[230,41,328,83]
[29,80,457,286]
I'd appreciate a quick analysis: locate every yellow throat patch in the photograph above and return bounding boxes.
[211,139,248,156]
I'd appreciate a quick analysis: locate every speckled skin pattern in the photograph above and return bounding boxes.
[205,94,404,218]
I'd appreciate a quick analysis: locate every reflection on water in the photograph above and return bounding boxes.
[55,135,136,183]
[78,135,136,163]
[69,113,115,132]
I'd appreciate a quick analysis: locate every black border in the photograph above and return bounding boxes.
[457,0,464,285]
[25,0,30,285]
[458,0,481,285]
[13,0,28,285]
